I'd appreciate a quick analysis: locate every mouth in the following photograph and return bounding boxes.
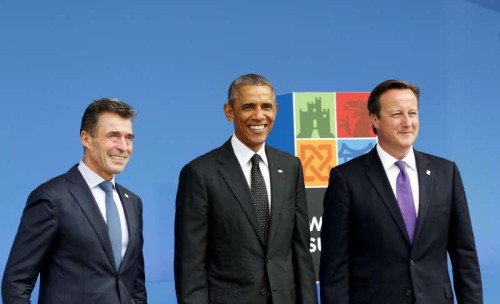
[110,155,127,161]
[248,124,267,131]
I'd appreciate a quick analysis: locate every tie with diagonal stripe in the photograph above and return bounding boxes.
[99,181,122,270]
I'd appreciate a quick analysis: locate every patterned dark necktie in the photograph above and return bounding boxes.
[99,181,122,270]
[251,154,270,243]
[395,161,417,243]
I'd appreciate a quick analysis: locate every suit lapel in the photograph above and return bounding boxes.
[413,150,433,245]
[217,141,266,246]
[364,149,411,244]
[65,166,117,271]
[266,147,284,246]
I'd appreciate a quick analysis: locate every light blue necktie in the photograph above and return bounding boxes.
[99,181,122,270]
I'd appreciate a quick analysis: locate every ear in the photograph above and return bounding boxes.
[369,113,379,132]
[80,131,92,150]
[224,103,233,121]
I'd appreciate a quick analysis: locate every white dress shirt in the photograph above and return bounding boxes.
[231,135,272,213]
[78,160,129,257]
[376,145,420,215]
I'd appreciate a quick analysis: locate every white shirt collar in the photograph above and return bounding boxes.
[230,135,269,167]
[78,160,116,189]
[376,144,417,172]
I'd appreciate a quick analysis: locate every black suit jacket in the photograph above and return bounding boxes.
[319,147,482,303]
[174,140,318,304]
[2,165,147,304]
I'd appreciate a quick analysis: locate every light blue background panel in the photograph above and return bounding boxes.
[1,0,498,302]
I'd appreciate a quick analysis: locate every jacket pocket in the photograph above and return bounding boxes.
[352,265,372,280]
[209,287,238,304]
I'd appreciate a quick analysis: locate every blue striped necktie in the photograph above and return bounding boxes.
[99,181,122,270]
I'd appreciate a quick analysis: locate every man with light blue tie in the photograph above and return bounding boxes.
[2,98,147,303]
[319,80,482,303]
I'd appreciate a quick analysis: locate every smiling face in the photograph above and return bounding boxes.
[224,85,277,152]
[370,88,419,160]
[81,112,134,180]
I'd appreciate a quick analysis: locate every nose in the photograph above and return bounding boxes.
[253,106,265,120]
[401,114,411,126]
[115,136,128,151]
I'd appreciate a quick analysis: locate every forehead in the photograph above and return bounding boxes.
[380,89,418,109]
[235,85,274,101]
[96,112,133,131]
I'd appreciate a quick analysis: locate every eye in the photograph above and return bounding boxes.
[242,104,253,110]
[391,113,401,118]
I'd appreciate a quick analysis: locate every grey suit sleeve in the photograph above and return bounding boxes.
[292,158,319,304]
[2,186,58,303]
[174,164,209,304]
[448,163,483,303]
[319,166,351,304]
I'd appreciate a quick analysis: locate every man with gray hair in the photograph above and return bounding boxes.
[2,98,147,303]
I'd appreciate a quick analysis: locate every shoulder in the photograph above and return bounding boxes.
[335,150,372,172]
[266,144,301,167]
[186,145,223,168]
[29,166,78,198]
[415,150,456,170]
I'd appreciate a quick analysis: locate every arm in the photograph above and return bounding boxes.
[174,164,209,304]
[2,186,58,304]
[319,167,351,304]
[292,158,319,304]
[447,163,483,303]
[133,198,147,304]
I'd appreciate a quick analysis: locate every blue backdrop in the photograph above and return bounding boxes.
[1,0,499,302]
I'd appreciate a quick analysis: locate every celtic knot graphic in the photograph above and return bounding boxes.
[299,144,334,184]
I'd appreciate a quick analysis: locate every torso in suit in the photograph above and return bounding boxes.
[319,147,482,304]
[174,139,318,304]
[2,165,147,304]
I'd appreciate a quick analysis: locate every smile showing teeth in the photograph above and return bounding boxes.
[249,125,265,130]
[110,155,126,161]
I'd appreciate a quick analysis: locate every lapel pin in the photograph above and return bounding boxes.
[278,169,283,173]
[426,170,431,176]
[124,193,129,198]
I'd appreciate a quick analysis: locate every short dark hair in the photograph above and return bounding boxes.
[227,73,275,105]
[367,80,420,134]
[80,98,136,136]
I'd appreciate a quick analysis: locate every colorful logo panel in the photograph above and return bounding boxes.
[336,92,375,138]
[296,140,337,187]
[294,93,335,139]
[292,92,376,187]
[337,139,376,165]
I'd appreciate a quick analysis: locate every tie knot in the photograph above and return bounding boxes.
[251,154,261,166]
[395,161,406,171]
[99,181,114,193]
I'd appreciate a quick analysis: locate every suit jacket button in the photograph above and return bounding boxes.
[405,289,412,296]
[267,258,272,263]
[260,288,267,295]
[410,260,415,267]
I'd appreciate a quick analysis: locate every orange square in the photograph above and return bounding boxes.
[296,140,337,187]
